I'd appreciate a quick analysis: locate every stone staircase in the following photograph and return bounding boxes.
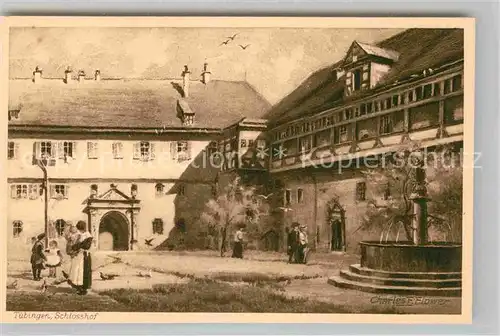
[329,264,462,297]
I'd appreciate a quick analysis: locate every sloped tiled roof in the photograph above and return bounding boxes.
[8,78,271,129]
[266,28,464,125]
[356,41,400,61]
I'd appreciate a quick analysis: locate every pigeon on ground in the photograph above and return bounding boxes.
[100,272,119,281]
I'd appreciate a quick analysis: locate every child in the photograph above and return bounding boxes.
[65,225,79,257]
[30,233,46,281]
[45,240,63,278]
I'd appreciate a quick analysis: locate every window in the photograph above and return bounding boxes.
[7,142,17,160]
[90,184,98,197]
[433,82,441,96]
[184,114,195,126]
[410,102,440,130]
[60,141,75,158]
[133,141,155,161]
[392,95,399,107]
[443,78,452,95]
[379,115,394,135]
[87,142,99,159]
[452,74,462,92]
[297,188,304,203]
[285,189,292,205]
[176,141,191,162]
[356,182,366,201]
[152,218,164,234]
[444,96,464,124]
[55,219,66,237]
[423,84,433,99]
[360,104,367,115]
[10,184,39,199]
[334,125,349,144]
[40,141,53,158]
[314,129,331,148]
[178,184,186,196]
[248,140,255,148]
[353,69,362,91]
[415,86,423,101]
[155,183,164,197]
[50,184,69,199]
[240,139,247,148]
[299,136,312,153]
[13,220,23,237]
[385,97,392,110]
[112,142,123,159]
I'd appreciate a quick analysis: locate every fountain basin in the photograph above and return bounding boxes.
[360,241,462,273]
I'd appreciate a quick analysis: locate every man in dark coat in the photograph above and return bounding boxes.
[30,233,46,280]
[287,222,300,263]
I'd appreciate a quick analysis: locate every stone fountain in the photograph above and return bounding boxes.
[329,155,462,297]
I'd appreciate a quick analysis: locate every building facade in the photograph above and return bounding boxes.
[265,28,464,253]
[7,64,270,251]
[8,28,464,254]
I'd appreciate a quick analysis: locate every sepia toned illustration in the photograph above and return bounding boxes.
[2,18,474,322]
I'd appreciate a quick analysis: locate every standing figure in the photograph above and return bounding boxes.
[30,233,46,281]
[68,221,93,295]
[231,225,245,259]
[45,240,63,278]
[297,225,309,264]
[287,222,300,263]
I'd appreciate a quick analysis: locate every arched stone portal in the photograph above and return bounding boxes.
[99,211,130,251]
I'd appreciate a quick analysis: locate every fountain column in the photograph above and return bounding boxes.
[410,160,429,245]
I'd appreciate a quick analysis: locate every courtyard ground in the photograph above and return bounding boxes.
[6,249,461,314]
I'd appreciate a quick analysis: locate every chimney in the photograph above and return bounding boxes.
[181,65,191,98]
[64,66,73,84]
[78,70,86,83]
[32,66,43,83]
[94,69,101,81]
[201,62,211,84]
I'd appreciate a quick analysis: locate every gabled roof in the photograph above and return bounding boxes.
[8,78,271,130]
[266,28,464,125]
[355,41,400,62]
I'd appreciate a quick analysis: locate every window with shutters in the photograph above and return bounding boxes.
[40,141,53,158]
[28,184,39,199]
[133,141,155,161]
[51,184,69,199]
[177,141,191,162]
[10,184,39,199]
[112,142,123,159]
[13,220,23,237]
[87,142,99,159]
[152,218,164,234]
[7,141,17,160]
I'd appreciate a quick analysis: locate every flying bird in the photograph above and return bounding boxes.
[257,193,273,200]
[144,238,154,246]
[239,44,251,50]
[7,280,18,290]
[226,33,238,40]
[219,40,231,46]
[100,272,119,281]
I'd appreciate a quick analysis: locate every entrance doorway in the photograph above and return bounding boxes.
[327,199,346,252]
[98,211,129,251]
[331,219,344,251]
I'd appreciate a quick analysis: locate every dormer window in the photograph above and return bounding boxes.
[8,110,20,121]
[343,41,399,96]
[177,99,195,126]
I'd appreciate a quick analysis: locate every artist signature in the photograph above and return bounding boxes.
[370,296,452,306]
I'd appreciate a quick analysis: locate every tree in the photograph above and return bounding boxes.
[201,177,270,257]
[361,141,463,243]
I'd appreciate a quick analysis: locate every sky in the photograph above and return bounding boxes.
[9,27,403,104]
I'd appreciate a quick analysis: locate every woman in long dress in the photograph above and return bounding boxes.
[67,220,93,295]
